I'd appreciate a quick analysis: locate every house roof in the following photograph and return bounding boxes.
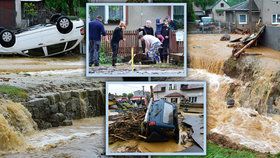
[206,0,229,10]
[226,0,260,12]
[165,92,185,98]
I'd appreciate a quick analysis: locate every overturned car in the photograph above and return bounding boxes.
[141,99,179,143]
[0,15,84,56]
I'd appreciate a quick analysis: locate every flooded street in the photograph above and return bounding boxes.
[1,117,105,158]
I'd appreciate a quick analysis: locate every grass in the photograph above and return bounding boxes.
[154,142,280,158]
[0,85,28,100]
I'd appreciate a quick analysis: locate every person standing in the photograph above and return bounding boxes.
[111,21,126,67]
[160,21,171,63]
[89,15,108,67]
[138,20,154,53]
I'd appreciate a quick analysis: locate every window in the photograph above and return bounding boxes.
[163,103,174,124]
[89,5,126,25]
[161,87,166,92]
[171,6,184,29]
[220,3,224,7]
[239,14,247,24]
[189,97,198,103]
[272,14,280,24]
[169,84,177,90]
[171,98,178,104]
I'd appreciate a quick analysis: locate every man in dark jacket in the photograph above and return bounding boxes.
[111,21,126,67]
[160,21,170,63]
[138,20,154,53]
[89,16,108,67]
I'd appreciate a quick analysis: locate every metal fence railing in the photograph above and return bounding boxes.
[187,22,236,34]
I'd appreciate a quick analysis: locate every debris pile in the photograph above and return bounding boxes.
[109,108,146,144]
[228,26,265,58]
[233,28,250,35]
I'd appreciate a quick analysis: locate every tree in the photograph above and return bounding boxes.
[127,93,134,100]
[44,0,88,16]
[122,93,128,97]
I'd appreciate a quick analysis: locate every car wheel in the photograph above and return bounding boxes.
[0,29,16,48]
[50,14,62,23]
[56,16,73,34]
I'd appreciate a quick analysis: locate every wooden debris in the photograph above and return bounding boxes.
[232,26,266,58]
[109,108,146,144]
[230,37,242,43]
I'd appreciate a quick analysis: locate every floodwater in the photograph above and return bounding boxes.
[2,118,105,158]
[0,56,84,74]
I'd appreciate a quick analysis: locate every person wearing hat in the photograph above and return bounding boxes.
[111,21,126,67]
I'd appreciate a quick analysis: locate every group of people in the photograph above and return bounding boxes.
[138,16,176,63]
[88,15,176,67]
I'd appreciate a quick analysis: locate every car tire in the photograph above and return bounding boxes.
[0,29,16,48]
[50,14,62,24]
[56,16,73,34]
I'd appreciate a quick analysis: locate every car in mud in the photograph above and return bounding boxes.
[141,99,179,143]
[0,14,84,56]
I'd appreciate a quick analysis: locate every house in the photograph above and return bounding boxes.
[153,84,204,107]
[193,2,205,19]
[254,0,280,25]
[225,0,260,29]
[206,0,231,22]
[88,4,185,30]
[0,0,43,29]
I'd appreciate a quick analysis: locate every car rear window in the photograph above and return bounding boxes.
[47,42,66,54]
[163,102,174,124]
[66,40,78,50]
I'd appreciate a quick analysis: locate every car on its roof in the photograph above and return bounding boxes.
[141,99,179,143]
[0,14,84,56]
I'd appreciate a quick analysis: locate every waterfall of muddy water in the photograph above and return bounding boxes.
[190,56,225,75]
[169,69,280,154]
[0,100,37,151]
[2,117,104,157]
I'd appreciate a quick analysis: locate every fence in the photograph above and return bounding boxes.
[102,30,184,57]
[187,22,236,34]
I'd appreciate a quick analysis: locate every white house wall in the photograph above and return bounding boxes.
[211,0,230,22]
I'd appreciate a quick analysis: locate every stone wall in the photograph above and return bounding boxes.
[23,88,105,129]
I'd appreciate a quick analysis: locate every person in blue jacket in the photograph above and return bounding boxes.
[89,15,108,67]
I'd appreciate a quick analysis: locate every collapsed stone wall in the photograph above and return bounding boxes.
[23,88,105,129]
[223,56,280,115]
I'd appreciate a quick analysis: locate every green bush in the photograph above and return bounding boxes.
[99,44,122,65]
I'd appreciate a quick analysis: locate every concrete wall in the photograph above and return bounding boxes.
[211,0,230,22]
[261,26,280,51]
[104,6,170,31]
[254,0,280,25]
[226,11,260,29]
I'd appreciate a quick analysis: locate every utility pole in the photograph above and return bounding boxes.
[248,0,253,33]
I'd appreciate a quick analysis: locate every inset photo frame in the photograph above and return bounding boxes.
[86,3,187,77]
[106,81,207,156]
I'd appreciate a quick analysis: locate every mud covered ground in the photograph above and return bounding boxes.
[89,63,185,76]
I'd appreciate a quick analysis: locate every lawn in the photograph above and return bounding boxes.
[154,142,280,158]
[0,85,28,100]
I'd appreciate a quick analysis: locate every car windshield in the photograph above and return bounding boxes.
[202,17,213,23]
[163,102,174,124]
